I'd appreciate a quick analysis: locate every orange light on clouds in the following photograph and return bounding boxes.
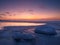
[0,11,60,20]
[0,15,41,20]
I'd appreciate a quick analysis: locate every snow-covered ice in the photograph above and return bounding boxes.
[0,24,60,45]
[34,25,57,35]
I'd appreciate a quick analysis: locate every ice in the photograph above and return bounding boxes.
[22,33,35,39]
[34,25,57,35]
[12,32,23,39]
[0,24,60,45]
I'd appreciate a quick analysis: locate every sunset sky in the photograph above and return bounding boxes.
[0,0,60,21]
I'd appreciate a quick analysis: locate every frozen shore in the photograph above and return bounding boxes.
[0,24,60,45]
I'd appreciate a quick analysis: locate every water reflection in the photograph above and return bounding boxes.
[0,22,46,30]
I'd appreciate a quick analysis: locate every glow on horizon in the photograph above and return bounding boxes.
[0,0,60,21]
[0,11,59,20]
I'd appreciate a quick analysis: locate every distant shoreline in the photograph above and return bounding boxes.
[0,20,60,23]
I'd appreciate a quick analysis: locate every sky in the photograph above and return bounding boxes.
[0,0,60,21]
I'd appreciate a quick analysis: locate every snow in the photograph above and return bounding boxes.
[34,25,57,35]
[12,32,23,39]
[0,24,60,45]
[22,33,35,39]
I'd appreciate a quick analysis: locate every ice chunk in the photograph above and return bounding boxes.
[35,25,57,35]
[22,33,35,45]
[22,34,35,39]
[12,32,23,39]
[12,32,23,42]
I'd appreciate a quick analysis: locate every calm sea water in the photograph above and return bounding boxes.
[0,22,46,30]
